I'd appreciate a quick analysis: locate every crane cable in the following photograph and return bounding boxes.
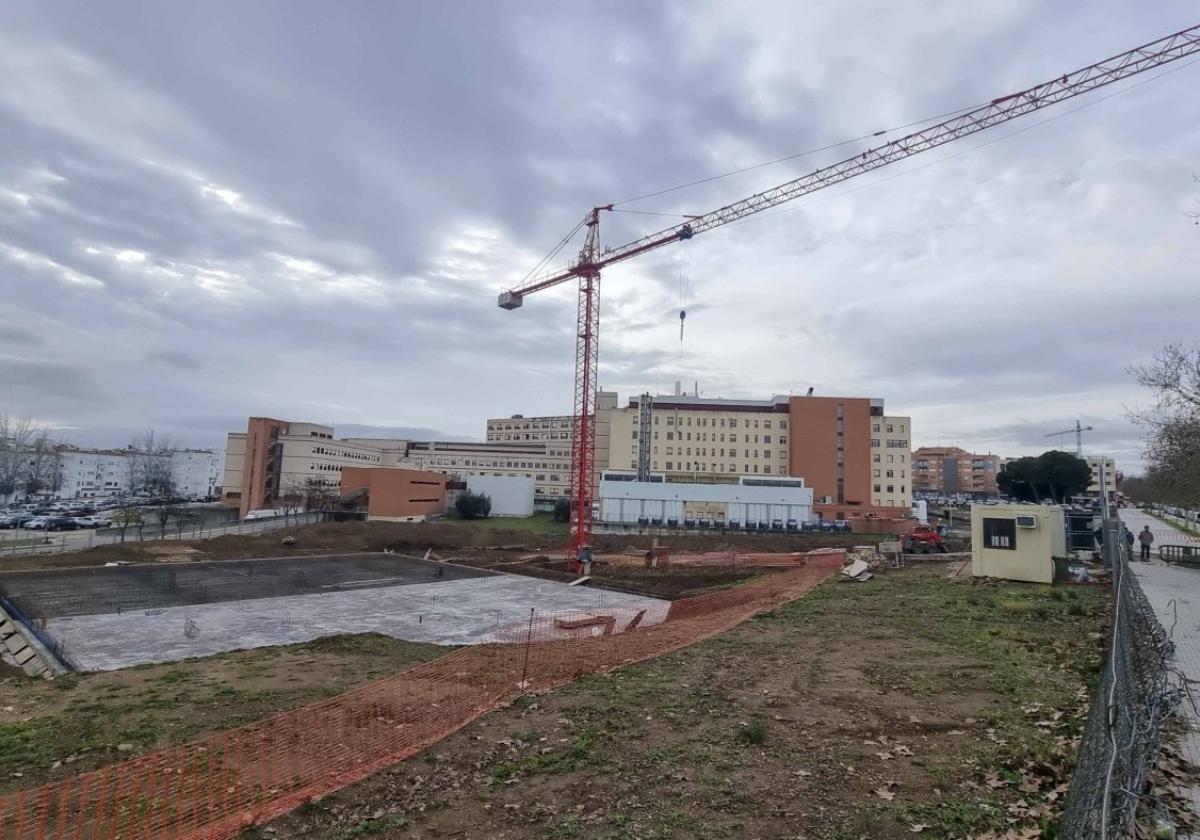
[610,100,990,209]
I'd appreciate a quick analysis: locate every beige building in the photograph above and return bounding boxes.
[1086,456,1117,496]
[870,416,913,510]
[482,391,618,501]
[606,392,912,518]
[222,413,597,515]
[221,419,409,516]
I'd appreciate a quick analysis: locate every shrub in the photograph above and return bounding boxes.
[455,490,492,520]
[553,497,571,523]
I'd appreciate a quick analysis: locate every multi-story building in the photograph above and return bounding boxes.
[12,447,225,501]
[222,412,604,516]
[870,415,914,510]
[1086,456,1117,496]
[56,450,131,499]
[222,419,409,516]
[911,447,1004,497]
[607,393,911,519]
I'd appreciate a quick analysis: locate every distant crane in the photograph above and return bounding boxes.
[498,24,1200,571]
[1044,420,1095,457]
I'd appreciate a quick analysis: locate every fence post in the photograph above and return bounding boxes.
[519,608,535,687]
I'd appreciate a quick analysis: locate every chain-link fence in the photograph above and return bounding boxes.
[0,512,327,558]
[1060,516,1182,838]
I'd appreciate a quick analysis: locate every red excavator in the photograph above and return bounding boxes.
[901,525,948,554]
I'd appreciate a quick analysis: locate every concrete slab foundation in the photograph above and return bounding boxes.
[44,572,669,671]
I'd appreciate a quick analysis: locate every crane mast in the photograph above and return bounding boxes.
[498,24,1200,570]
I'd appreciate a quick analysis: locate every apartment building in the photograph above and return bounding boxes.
[1086,456,1117,496]
[41,447,223,500]
[870,415,914,510]
[911,447,1004,496]
[608,393,911,519]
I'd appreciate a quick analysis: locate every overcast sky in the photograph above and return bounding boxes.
[1,2,1197,470]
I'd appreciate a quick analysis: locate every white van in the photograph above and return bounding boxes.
[243,509,286,521]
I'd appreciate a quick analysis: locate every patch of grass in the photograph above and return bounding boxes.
[0,634,446,793]
[490,728,602,781]
[548,814,580,838]
[327,814,408,839]
[738,718,767,746]
[442,511,563,537]
[896,799,1008,836]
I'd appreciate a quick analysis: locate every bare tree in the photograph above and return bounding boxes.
[0,415,56,500]
[1130,344,1200,509]
[127,431,177,500]
[112,506,144,544]
[171,507,199,538]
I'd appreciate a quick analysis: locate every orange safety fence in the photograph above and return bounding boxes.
[0,556,840,840]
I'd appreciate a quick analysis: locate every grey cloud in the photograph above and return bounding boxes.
[147,350,202,370]
[0,324,41,346]
[0,1,1195,467]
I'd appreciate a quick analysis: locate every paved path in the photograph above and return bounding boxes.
[1120,507,1200,824]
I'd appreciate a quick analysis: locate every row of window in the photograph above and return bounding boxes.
[872,453,907,464]
[660,447,786,460]
[653,431,784,445]
[312,446,380,463]
[660,416,786,430]
[873,468,906,478]
[871,423,907,434]
[873,484,908,494]
[658,462,776,474]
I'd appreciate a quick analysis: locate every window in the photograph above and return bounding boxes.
[887,439,908,448]
[779,435,787,445]
[874,484,881,493]
[886,484,894,493]
[886,469,894,478]
[870,439,880,447]
[887,455,894,463]
[873,454,881,463]
[764,420,772,429]
[666,432,674,441]
[983,517,1017,550]
[886,425,894,433]
[764,466,772,474]
[779,420,787,430]
[631,431,638,439]
[729,419,738,428]
[873,424,880,433]
[763,435,771,444]
[873,469,881,477]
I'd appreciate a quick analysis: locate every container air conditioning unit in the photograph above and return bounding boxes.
[1015,514,1039,529]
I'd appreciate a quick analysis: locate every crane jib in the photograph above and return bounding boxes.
[500,22,1200,300]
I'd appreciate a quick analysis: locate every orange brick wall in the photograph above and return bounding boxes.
[341,467,446,520]
[788,397,872,513]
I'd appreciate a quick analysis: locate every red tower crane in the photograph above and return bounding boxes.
[498,24,1200,571]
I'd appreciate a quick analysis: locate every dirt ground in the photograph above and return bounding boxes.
[249,564,1108,840]
[0,519,881,577]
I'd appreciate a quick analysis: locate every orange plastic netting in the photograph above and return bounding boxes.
[0,557,838,840]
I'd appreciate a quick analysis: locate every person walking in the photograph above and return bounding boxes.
[1125,527,1136,557]
[1138,525,1155,561]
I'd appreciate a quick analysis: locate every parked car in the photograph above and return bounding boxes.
[43,516,80,531]
[23,517,51,530]
[0,513,35,529]
[73,516,112,529]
